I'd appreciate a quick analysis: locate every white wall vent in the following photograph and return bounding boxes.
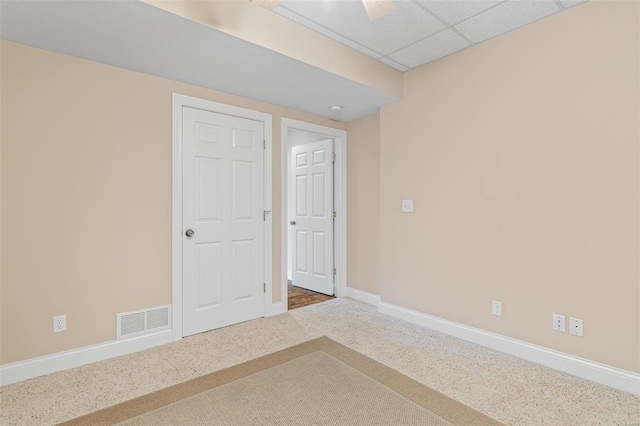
[117,305,171,340]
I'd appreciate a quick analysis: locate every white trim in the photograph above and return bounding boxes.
[0,330,172,386]
[333,130,348,298]
[269,301,287,317]
[171,94,183,342]
[263,111,274,317]
[281,118,348,310]
[379,301,640,396]
[346,287,381,307]
[172,93,274,338]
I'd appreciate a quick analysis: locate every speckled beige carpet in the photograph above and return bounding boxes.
[3,299,639,425]
[59,337,501,426]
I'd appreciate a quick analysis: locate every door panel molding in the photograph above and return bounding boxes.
[281,118,348,309]
[172,94,272,342]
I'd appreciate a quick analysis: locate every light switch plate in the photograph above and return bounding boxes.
[401,199,414,213]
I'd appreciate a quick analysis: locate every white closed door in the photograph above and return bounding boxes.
[291,140,334,295]
[182,106,265,337]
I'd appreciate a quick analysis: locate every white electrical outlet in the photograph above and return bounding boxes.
[401,199,414,213]
[491,300,502,317]
[53,315,66,333]
[570,317,583,337]
[552,314,566,332]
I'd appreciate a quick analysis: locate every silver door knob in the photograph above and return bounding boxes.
[185,229,195,238]
[289,221,296,226]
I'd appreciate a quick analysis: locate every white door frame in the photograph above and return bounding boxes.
[172,93,273,342]
[281,118,348,308]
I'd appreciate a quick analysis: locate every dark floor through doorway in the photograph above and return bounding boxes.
[287,280,335,310]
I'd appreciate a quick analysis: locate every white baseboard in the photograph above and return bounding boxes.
[5,301,637,396]
[2,300,289,387]
[378,302,640,396]
[287,271,292,280]
[346,287,381,306]
[268,301,287,316]
[0,329,172,386]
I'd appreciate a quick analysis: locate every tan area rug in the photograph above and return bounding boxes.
[59,337,502,426]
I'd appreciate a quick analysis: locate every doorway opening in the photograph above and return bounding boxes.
[281,119,347,311]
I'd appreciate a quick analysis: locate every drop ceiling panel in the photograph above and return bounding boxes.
[274,6,382,59]
[454,1,560,43]
[275,0,445,55]
[416,0,504,25]
[560,0,589,8]
[271,0,589,72]
[379,57,409,72]
[389,29,471,68]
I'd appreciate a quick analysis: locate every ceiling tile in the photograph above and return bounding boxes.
[275,0,445,55]
[560,0,589,8]
[416,0,504,25]
[274,6,382,58]
[379,57,410,72]
[454,0,559,43]
[388,29,470,68]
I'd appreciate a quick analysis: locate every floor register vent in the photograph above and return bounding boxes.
[116,305,171,340]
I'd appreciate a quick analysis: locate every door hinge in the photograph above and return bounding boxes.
[332,211,336,218]
[263,210,271,221]
[263,140,266,150]
[264,283,266,293]
[332,153,336,162]
[332,268,337,276]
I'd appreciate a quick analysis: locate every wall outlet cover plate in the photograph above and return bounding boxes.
[401,199,414,213]
[491,300,502,317]
[553,314,566,332]
[53,315,67,333]
[570,317,584,337]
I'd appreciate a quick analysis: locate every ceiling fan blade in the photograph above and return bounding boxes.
[362,0,396,21]
[250,0,282,10]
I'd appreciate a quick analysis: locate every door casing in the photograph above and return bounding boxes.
[281,118,348,310]
[172,93,273,341]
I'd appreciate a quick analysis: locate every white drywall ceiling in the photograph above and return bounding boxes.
[0,0,398,121]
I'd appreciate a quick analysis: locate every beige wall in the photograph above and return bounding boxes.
[141,0,402,99]
[380,1,639,372]
[2,0,638,376]
[347,113,380,295]
[0,40,345,364]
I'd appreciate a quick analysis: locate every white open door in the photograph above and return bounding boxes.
[290,139,334,296]
[182,106,265,337]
